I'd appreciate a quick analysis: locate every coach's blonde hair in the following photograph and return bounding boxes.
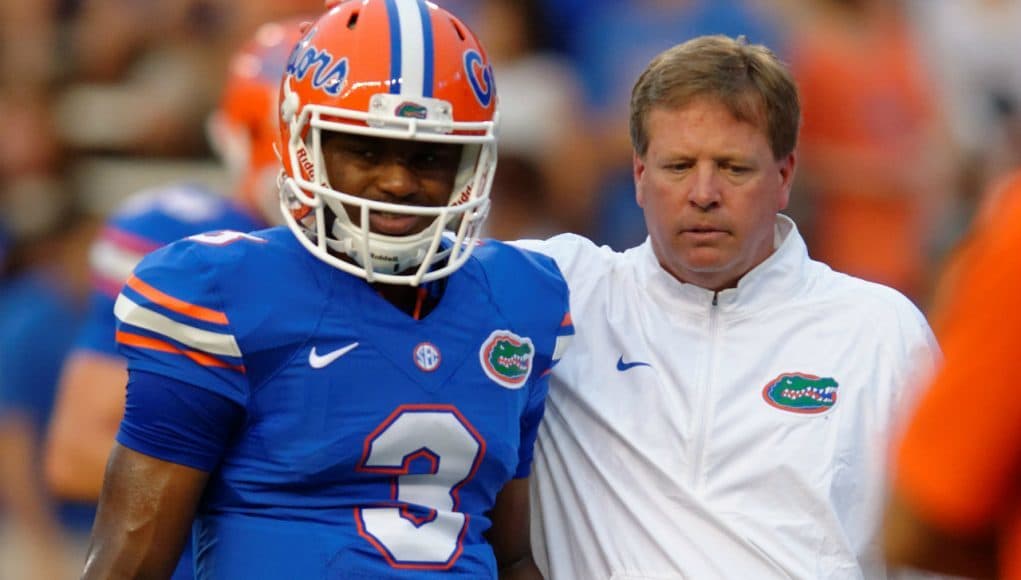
[630,35,800,160]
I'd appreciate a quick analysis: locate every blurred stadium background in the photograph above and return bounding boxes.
[3,0,1021,577]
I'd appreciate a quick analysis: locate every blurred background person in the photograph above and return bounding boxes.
[43,17,305,580]
[0,127,97,578]
[0,200,96,580]
[763,0,1021,315]
[0,29,73,577]
[910,0,1021,191]
[908,0,1021,274]
[470,0,600,239]
[883,168,1021,579]
[787,0,959,305]
[0,0,59,90]
[61,0,321,156]
[926,169,1021,336]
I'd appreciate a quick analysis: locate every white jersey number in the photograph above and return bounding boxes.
[356,405,485,570]
[186,230,264,246]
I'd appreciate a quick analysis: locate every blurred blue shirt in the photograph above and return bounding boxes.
[0,268,95,533]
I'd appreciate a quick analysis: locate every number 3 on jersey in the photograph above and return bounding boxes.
[356,404,486,570]
[187,230,266,246]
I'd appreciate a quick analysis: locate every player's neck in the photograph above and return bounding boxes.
[373,280,446,320]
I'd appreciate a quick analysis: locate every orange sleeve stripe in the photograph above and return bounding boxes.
[116,331,245,373]
[561,312,573,327]
[126,274,229,325]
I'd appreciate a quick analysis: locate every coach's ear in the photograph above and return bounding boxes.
[775,151,796,211]
[634,150,648,208]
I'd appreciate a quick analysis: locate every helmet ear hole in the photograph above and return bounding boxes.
[450,18,467,41]
[347,10,359,30]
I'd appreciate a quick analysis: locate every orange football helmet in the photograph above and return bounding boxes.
[208,17,306,223]
[278,0,498,286]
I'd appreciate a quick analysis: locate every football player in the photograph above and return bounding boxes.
[44,17,306,580]
[82,1,571,579]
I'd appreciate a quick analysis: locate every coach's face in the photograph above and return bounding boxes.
[634,98,795,291]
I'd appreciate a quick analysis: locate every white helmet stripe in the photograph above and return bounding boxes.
[387,0,432,98]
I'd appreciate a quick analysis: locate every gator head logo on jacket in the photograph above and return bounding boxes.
[762,373,839,414]
[480,330,534,390]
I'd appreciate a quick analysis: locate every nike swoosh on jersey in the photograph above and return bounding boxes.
[616,355,651,372]
[309,342,360,369]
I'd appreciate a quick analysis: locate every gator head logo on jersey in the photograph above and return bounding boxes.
[762,372,839,414]
[480,330,534,389]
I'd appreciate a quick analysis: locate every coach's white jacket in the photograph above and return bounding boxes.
[517,216,939,580]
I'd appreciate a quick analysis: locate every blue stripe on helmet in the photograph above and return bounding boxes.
[416,0,434,97]
[384,0,402,94]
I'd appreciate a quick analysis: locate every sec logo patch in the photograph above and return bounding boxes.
[413,342,441,372]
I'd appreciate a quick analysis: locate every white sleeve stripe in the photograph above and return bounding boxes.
[553,335,572,362]
[90,239,145,284]
[114,294,242,357]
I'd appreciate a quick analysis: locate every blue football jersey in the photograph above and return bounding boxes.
[76,183,262,357]
[113,227,573,579]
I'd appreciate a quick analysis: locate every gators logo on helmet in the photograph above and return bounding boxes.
[286,43,349,96]
[480,330,534,389]
[463,49,494,108]
[762,372,839,414]
[395,101,429,119]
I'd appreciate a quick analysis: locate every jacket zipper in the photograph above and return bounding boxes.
[690,292,720,491]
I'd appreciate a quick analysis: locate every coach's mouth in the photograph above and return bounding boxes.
[681,226,729,241]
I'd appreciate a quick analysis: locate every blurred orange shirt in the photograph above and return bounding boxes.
[793,18,937,299]
[893,170,1021,579]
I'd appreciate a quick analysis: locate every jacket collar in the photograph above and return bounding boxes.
[639,214,811,315]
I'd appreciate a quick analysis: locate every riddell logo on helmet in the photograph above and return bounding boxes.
[452,185,473,206]
[297,149,315,179]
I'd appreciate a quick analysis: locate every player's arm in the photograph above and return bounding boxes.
[83,235,254,576]
[83,443,208,579]
[81,365,246,578]
[44,351,127,501]
[882,490,996,578]
[487,477,543,580]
